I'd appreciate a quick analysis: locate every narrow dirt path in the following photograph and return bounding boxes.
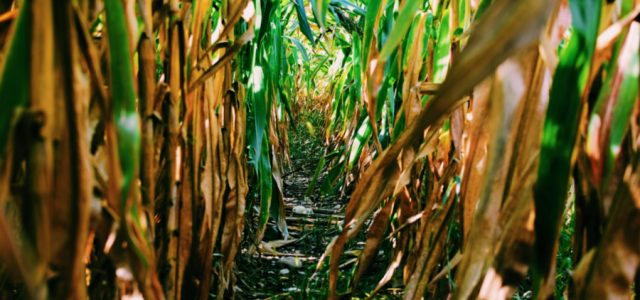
[235,117,392,300]
[236,125,346,299]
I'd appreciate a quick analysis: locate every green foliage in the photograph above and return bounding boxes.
[532,0,601,295]
[0,6,29,156]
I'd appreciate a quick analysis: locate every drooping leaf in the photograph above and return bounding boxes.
[285,36,310,62]
[321,0,560,298]
[294,0,316,46]
[310,55,331,80]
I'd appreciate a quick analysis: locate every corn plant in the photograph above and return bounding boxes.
[0,0,290,298]
[307,0,640,299]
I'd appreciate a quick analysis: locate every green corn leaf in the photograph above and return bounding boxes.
[259,0,276,42]
[379,0,395,47]
[305,156,325,197]
[392,110,405,142]
[473,0,494,21]
[251,63,267,170]
[255,0,264,41]
[400,14,421,68]
[379,0,423,59]
[294,0,316,46]
[361,0,385,66]
[352,30,362,103]
[317,0,332,29]
[433,6,450,83]
[375,51,398,120]
[320,161,345,194]
[326,145,347,157]
[272,10,283,83]
[258,136,273,240]
[310,55,331,80]
[309,0,321,25]
[285,36,310,62]
[333,62,351,104]
[0,6,30,156]
[105,0,147,266]
[329,5,342,26]
[348,116,373,169]
[105,0,140,211]
[532,0,602,296]
[279,90,297,131]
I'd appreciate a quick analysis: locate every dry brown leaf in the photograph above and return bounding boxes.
[418,82,440,95]
[139,36,157,215]
[574,153,640,299]
[49,4,93,298]
[589,3,640,86]
[453,57,527,300]
[404,170,458,300]
[259,238,299,255]
[459,77,492,245]
[189,16,255,92]
[481,61,546,299]
[0,111,41,299]
[323,1,560,295]
[350,199,395,292]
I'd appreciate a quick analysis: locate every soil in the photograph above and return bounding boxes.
[234,131,343,299]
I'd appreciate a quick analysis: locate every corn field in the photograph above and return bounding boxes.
[0,0,639,299]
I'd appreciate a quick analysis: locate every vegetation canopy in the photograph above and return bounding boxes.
[0,0,639,299]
